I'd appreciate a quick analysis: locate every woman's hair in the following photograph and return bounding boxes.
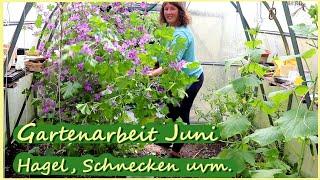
[159,2,191,26]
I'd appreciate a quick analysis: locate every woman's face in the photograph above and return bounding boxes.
[163,3,179,26]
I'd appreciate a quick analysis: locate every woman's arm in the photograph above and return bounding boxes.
[147,67,165,76]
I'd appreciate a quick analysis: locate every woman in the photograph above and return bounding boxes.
[147,2,204,158]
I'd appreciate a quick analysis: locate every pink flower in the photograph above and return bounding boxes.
[94,35,101,43]
[70,14,80,21]
[94,93,102,101]
[81,44,94,55]
[139,34,151,46]
[127,68,135,76]
[155,85,165,93]
[141,66,151,75]
[44,51,51,59]
[77,62,84,71]
[42,98,56,113]
[169,60,187,71]
[95,56,104,62]
[103,42,114,53]
[140,2,147,9]
[43,67,51,77]
[76,23,91,37]
[47,23,55,30]
[127,49,137,60]
[38,42,45,52]
[84,81,93,92]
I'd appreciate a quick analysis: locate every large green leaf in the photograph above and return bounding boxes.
[290,23,317,37]
[245,126,283,146]
[295,85,309,96]
[255,148,290,172]
[231,74,261,94]
[61,81,82,99]
[241,62,267,77]
[275,109,318,140]
[247,49,264,62]
[266,159,291,172]
[253,99,277,114]
[268,89,293,105]
[218,148,255,173]
[218,115,251,139]
[250,169,283,178]
[215,84,234,95]
[76,103,91,115]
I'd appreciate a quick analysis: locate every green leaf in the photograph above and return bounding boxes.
[250,169,283,178]
[31,98,41,106]
[295,85,309,96]
[302,48,317,59]
[154,26,174,41]
[247,48,264,62]
[275,109,318,140]
[255,148,279,160]
[218,115,251,139]
[218,148,255,171]
[70,44,82,53]
[89,15,107,32]
[268,89,293,105]
[129,12,142,26]
[224,57,244,71]
[267,159,291,172]
[245,40,262,49]
[47,4,55,11]
[247,28,259,36]
[177,88,187,99]
[231,74,261,94]
[245,126,283,146]
[253,99,277,114]
[241,150,256,166]
[61,81,82,99]
[35,14,43,28]
[290,23,317,37]
[29,46,36,53]
[241,62,267,77]
[215,84,234,95]
[76,103,91,115]
[139,54,156,67]
[186,61,200,70]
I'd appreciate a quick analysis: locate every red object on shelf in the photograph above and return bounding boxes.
[261,49,271,57]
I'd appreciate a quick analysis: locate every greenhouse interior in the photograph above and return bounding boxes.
[3,1,319,178]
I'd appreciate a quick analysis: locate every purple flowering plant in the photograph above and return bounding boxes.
[32,2,197,126]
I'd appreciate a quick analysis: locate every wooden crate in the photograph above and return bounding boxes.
[25,59,46,72]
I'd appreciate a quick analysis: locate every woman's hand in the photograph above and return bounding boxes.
[147,67,165,77]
